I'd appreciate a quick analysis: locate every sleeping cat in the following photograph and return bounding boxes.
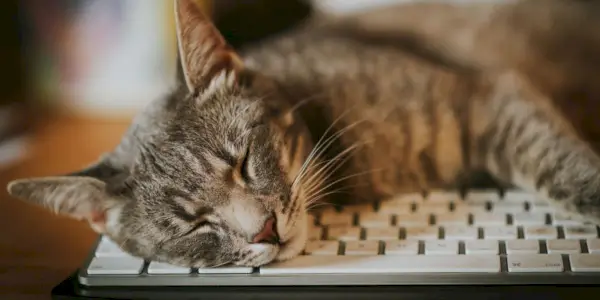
[7,0,600,268]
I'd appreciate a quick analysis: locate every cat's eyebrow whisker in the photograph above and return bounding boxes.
[291,105,360,188]
[300,141,368,202]
[301,142,365,196]
[304,183,372,209]
[298,156,348,197]
[291,115,367,192]
[303,168,387,204]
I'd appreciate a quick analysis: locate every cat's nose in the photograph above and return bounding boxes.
[251,217,279,244]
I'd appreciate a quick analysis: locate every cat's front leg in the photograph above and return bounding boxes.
[479,75,600,224]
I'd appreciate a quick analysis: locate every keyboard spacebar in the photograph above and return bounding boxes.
[260,255,500,274]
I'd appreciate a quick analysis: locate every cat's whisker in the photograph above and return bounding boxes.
[304,187,348,207]
[208,259,233,268]
[305,202,335,211]
[301,142,365,196]
[291,106,362,189]
[303,168,387,203]
[304,183,372,210]
[300,142,368,201]
[291,116,368,194]
[288,91,327,114]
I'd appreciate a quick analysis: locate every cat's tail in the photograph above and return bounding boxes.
[319,0,600,96]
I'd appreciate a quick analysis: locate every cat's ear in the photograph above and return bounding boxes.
[174,0,244,93]
[67,156,125,181]
[7,176,112,229]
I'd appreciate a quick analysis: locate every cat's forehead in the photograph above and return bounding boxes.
[182,88,266,125]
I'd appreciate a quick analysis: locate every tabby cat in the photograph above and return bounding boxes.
[7,0,600,268]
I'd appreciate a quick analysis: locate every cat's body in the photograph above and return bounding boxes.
[7,0,600,268]
[243,25,500,201]
[241,1,600,211]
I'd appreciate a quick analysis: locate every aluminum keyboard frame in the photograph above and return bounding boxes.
[77,238,600,287]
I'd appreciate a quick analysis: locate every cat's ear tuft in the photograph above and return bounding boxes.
[175,0,244,93]
[7,177,111,227]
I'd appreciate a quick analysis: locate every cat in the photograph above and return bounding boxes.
[7,0,600,268]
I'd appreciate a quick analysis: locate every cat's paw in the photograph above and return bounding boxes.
[546,174,600,225]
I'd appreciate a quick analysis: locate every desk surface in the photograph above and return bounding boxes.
[0,115,131,300]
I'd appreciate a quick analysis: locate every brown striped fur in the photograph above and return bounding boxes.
[6,0,600,267]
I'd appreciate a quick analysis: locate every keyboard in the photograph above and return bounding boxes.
[77,189,600,287]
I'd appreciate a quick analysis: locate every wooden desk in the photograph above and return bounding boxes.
[0,115,131,299]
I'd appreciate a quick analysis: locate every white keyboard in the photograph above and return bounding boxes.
[78,190,600,287]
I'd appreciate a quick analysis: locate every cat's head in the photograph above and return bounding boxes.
[7,0,315,268]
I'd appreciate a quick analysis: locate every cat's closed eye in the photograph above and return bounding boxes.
[233,146,253,187]
[182,218,213,237]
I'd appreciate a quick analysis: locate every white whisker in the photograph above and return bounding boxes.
[304,168,387,203]
[291,106,362,190]
[301,142,365,197]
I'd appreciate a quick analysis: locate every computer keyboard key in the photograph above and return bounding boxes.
[147,262,191,275]
[563,225,599,239]
[452,205,488,215]
[341,204,375,214]
[317,207,340,217]
[319,214,354,227]
[569,254,600,272]
[384,241,419,255]
[304,241,340,255]
[426,191,461,203]
[95,238,127,257]
[358,213,392,228]
[472,213,507,226]
[483,226,518,240]
[87,257,145,275]
[528,204,556,214]
[552,213,586,226]
[587,239,600,253]
[425,240,458,255]
[435,213,469,226]
[506,254,563,272]
[197,266,254,274]
[405,226,439,240]
[416,203,451,214]
[377,202,413,214]
[395,214,430,227]
[327,227,360,241]
[464,191,500,204]
[344,241,380,255]
[546,239,581,254]
[512,212,547,225]
[492,203,525,213]
[465,240,499,255]
[523,226,558,239]
[308,214,318,226]
[260,255,501,274]
[308,227,323,241]
[386,193,424,204]
[444,226,479,240]
[506,240,540,254]
[502,191,538,203]
[365,227,400,240]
